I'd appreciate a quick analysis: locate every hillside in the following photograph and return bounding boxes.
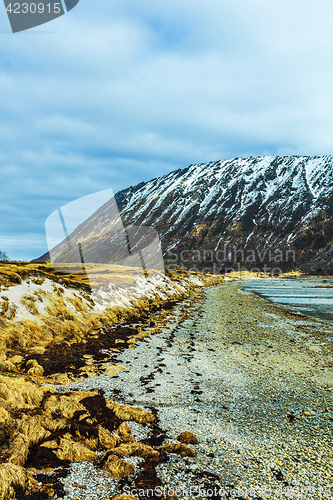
[40,155,333,273]
[115,155,333,273]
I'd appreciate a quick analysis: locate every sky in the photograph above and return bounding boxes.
[1,0,333,260]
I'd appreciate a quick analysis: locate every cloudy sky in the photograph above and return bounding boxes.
[1,0,333,260]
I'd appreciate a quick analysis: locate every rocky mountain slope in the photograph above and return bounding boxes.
[41,155,333,273]
[114,155,333,273]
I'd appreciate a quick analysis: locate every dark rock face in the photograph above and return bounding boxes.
[114,155,333,273]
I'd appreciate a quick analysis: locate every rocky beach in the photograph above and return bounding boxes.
[56,282,333,500]
[0,266,332,500]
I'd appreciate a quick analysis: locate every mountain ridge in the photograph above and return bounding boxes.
[113,154,333,273]
[38,155,333,273]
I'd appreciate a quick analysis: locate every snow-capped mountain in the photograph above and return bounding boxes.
[114,155,333,272]
[39,155,333,273]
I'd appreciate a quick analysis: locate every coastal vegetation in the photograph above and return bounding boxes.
[0,261,223,499]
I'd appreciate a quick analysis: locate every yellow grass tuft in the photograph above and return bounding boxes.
[98,426,118,449]
[17,415,51,446]
[103,365,126,377]
[161,443,197,457]
[102,455,135,479]
[43,393,90,420]
[20,295,39,316]
[0,299,9,316]
[176,431,199,444]
[110,496,138,500]
[116,422,134,443]
[8,433,29,466]
[0,270,22,284]
[69,295,85,312]
[113,442,159,459]
[0,463,27,500]
[41,436,97,462]
[106,400,155,424]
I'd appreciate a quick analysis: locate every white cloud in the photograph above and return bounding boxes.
[1,0,333,259]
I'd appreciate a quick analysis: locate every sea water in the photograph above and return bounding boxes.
[239,278,333,322]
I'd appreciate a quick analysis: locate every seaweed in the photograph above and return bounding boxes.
[80,394,122,432]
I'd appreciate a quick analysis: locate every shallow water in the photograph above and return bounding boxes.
[239,277,333,321]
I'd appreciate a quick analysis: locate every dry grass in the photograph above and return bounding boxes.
[8,434,30,466]
[0,299,9,316]
[176,431,199,444]
[41,436,97,463]
[0,292,171,370]
[0,463,28,500]
[43,392,93,420]
[69,295,85,312]
[102,455,135,479]
[161,443,197,457]
[106,401,155,424]
[0,261,224,379]
[113,442,159,459]
[0,373,160,497]
[98,426,118,449]
[116,422,134,443]
[20,296,39,316]
[110,496,138,500]
[0,262,89,290]
[0,264,225,498]
[0,374,51,408]
[103,365,126,377]
[280,270,305,278]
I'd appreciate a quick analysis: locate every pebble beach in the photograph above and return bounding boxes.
[49,282,333,500]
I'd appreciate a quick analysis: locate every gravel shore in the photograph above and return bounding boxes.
[52,282,333,500]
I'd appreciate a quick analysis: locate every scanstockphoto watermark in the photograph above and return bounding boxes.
[45,187,165,309]
[166,246,297,276]
[167,246,296,265]
[3,0,80,33]
[167,263,286,277]
[122,485,332,498]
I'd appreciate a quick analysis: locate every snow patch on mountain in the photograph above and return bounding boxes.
[114,155,333,271]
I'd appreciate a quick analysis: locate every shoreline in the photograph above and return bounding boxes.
[0,262,224,381]
[0,268,332,499]
[28,282,333,499]
[238,276,333,323]
[0,264,224,499]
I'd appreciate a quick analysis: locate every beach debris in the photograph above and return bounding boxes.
[113,442,160,459]
[102,454,135,478]
[161,443,197,457]
[103,364,126,377]
[116,421,135,443]
[98,426,118,449]
[176,431,199,444]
